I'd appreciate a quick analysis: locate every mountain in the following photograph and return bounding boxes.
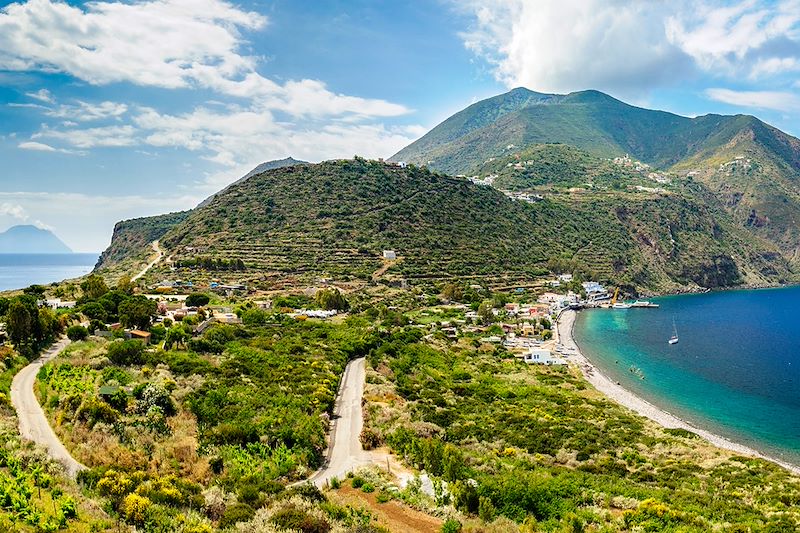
[198,157,307,208]
[391,87,800,267]
[97,158,789,292]
[0,225,72,254]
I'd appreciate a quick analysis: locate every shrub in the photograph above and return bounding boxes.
[66,325,89,341]
[185,293,211,308]
[361,483,375,493]
[271,506,331,533]
[122,493,152,525]
[219,503,255,528]
[351,476,365,489]
[441,518,462,533]
[107,340,145,366]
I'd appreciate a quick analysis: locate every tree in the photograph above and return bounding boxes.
[442,283,464,302]
[316,288,349,310]
[477,301,494,325]
[185,293,211,308]
[81,274,109,300]
[116,275,134,295]
[118,296,157,330]
[81,302,108,322]
[164,326,190,350]
[66,325,89,341]
[107,340,145,366]
[6,300,32,352]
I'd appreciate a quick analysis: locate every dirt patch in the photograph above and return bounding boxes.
[331,485,442,533]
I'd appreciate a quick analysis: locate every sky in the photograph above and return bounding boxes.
[1,0,800,252]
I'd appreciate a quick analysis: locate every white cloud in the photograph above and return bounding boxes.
[456,0,692,95]
[0,0,410,119]
[666,1,800,76]
[458,0,800,96]
[18,140,86,155]
[18,141,56,152]
[25,88,53,103]
[33,125,138,148]
[46,100,128,122]
[705,88,800,111]
[0,202,29,221]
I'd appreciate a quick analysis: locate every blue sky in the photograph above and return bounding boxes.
[1,0,799,251]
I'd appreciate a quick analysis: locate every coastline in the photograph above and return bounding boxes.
[557,309,800,476]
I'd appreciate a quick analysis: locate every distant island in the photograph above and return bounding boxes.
[0,225,73,254]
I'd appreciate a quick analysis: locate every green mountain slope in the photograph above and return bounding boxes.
[95,211,190,273]
[392,87,800,267]
[100,159,787,291]
[474,144,649,191]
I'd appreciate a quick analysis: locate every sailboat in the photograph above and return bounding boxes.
[668,318,679,345]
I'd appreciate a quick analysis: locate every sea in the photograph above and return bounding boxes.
[0,253,99,292]
[574,286,800,467]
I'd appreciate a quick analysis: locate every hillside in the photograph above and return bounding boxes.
[473,143,650,191]
[197,157,307,208]
[0,225,72,254]
[95,211,190,273]
[96,158,789,292]
[391,87,800,267]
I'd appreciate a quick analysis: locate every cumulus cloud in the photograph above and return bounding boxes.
[0,0,410,118]
[705,88,800,111]
[0,202,29,221]
[458,0,800,98]
[33,125,139,148]
[457,0,693,95]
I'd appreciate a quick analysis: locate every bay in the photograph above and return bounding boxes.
[574,286,800,466]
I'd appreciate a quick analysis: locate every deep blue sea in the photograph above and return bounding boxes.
[0,254,98,292]
[574,286,800,466]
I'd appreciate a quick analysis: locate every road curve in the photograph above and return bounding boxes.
[308,357,374,487]
[131,240,163,282]
[11,338,87,478]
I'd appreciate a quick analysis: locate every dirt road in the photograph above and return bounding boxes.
[309,357,374,487]
[131,240,163,282]
[10,338,87,478]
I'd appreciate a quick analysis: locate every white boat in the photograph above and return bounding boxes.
[631,300,660,308]
[668,318,679,345]
[612,302,632,309]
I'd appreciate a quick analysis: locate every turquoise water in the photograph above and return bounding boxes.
[0,254,98,292]
[573,286,800,466]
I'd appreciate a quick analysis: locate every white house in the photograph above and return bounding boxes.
[44,299,76,309]
[523,348,565,365]
[383,250,397,260]
[558,273,573,283]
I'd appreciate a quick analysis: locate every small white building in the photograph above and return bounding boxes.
[383,250,397,260]
[44,299,76,309]
[558,273,573,283]
[523,348,565,365]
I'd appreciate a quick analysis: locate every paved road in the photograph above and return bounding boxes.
[131,240,162,282]
[308,357,374,487]
[11,338,87,478]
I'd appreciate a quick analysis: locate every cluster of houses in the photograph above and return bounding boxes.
[538,280,611,313]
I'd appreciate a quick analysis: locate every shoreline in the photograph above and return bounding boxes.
[557,309,800,476]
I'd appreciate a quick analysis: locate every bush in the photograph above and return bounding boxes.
[185,293,211,308]
[271,506,331,533]
[66,325,89,341]
[441,518,462,533]
[122,493,152,525]
[361,483,375,493]
[218,503,255,528]
[351,476,365,489]
[107,340,145,366]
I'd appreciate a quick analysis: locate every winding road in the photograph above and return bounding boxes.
[11,338,87,478]
[131,240,163,282]
[308,357,375,487]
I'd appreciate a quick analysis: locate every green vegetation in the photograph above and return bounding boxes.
[98,158,789,293]
[474,144,648,191]
[363,326,800,531]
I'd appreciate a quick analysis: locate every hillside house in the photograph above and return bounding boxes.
[523,348,565,365]
[383,250,397,260]
[129,330,152,345]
